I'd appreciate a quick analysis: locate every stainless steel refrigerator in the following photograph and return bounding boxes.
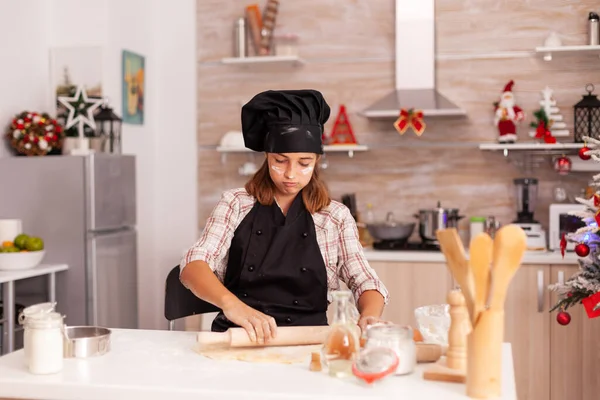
[0,154,138,330]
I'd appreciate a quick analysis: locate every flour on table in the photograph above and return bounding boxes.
[193,344,322,364]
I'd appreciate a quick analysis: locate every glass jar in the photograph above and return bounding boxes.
[274,33,299,56]
[18,302,57,368]
[24,311,64,375]
[469,216,486,241]
[321,290,360,377]
[364,324,416,375]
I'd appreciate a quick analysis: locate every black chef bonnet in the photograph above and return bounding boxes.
[241,89,331,154]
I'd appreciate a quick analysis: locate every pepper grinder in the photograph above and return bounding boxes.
[589,12,599,46]
[422,289,470,383]
[446,289,470,371]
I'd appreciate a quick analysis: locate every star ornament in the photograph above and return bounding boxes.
[58,85,103,131]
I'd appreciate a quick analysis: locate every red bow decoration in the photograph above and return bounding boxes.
[394,108,426,136]
[594,194,600,207]
[595,209,600,227]
[534,121,556,144]
[560,233,567,257]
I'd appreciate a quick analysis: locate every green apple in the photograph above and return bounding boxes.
[14,234,29,250]
[25,237,44,252]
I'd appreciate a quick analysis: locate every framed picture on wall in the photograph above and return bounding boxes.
[121,50,145,125]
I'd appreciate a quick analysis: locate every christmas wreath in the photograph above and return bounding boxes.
[5,111,65,156]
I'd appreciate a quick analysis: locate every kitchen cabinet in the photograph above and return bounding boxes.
[483,263,600,400]
[549,264,600,400]
[368,261,453,328]
[504,265,551,400]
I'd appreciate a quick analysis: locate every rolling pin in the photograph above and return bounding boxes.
[197,325,443,363]
[197,326,331,348]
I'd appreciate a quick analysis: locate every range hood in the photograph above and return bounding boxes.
[362,0,466,118]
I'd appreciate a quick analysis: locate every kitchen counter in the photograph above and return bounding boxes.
[363,248,580,265]
[0,328,517,400]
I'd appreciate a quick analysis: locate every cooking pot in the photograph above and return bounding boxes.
[367,212,415,242]
[414,201,464,244]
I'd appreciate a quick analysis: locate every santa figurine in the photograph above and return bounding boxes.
[494,80,525,143]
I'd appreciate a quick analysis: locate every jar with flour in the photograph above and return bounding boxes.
[363,324,416,375]
[19,303,64,374]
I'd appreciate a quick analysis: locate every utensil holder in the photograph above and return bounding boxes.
[466,310,504,399]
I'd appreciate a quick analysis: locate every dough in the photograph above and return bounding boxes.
[194,344,322,364]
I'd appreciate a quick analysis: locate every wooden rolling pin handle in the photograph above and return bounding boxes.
[229,325,331,348]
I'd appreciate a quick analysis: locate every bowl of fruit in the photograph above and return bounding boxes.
[0,234,45,271]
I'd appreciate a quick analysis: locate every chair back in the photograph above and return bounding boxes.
[164,265,221,322]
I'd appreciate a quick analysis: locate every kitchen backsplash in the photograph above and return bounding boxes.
[195,0,597,239]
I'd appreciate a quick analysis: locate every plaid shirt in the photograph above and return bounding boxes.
[180,188,389,304]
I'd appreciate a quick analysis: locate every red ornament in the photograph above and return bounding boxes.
[595,194,600,207]
[575,243,590,257]
[582,292,600,318]
[567,292,573,298]
[579,146,592,160]
[560,233,567,257]
[556,311,571,325]
[554,156,572,175]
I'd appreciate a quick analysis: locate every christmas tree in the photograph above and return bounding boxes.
[529,86,570,138]
[549,136,600,324]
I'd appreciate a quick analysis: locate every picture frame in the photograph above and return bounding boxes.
[121,50,145,125]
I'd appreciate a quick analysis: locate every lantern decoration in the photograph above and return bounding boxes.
[573,84,600,143]
[94,99,123,154]
[553,155,572,175]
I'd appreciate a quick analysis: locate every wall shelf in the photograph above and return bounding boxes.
[479,142,584,152]
[220,55,305,67]
[479,141,586,172]
[535,45,600,61]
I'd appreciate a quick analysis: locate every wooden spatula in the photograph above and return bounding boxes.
[488,224,527,312]
[436,228,476,323]
[469,233,493,326]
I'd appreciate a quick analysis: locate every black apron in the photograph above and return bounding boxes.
[211,192,328,332]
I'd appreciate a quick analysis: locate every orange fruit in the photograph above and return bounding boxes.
[2,241,13,248]
[413,328,424,342]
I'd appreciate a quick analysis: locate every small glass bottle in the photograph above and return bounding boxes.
[25,311,65,375]
[363,324,416,375]
[321,290,360,377]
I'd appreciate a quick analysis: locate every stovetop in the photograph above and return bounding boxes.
[372,239,441,251]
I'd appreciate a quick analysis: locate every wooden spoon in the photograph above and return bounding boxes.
[468,232,493,326]
[488,224,528,312]
[436,228,476,323]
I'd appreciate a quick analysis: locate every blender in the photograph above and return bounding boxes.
[513,178,547,251]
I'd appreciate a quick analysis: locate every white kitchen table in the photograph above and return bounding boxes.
[0,263,69,355]
[0,328,517,400]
